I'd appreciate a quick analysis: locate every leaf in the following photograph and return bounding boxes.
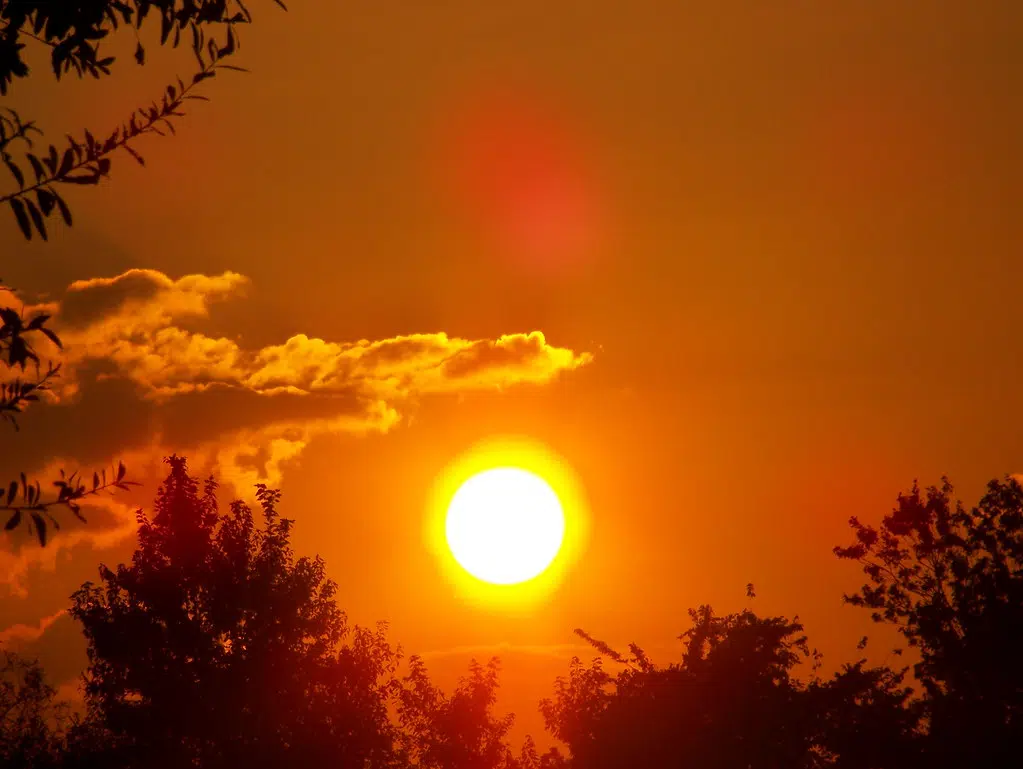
[35,189,55,216]
[62,173,100,185]
[23,312,50,332]
[55,194,73,225]
[4,510,20,531]
[6,481,16,505]
[26,154,45,181]
[10,198,31,239]
[3,158,24,189]
[30,513,47,546]
[41,327,63,349]
[24,198,47,241]
[58,147,75,177]
[123,145,145,166]
[135,42,146,65]
[117,462,126,482]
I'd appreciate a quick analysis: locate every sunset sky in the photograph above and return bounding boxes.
[2,1,1022,747]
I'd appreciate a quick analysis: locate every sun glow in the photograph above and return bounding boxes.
[446,467,565,585]
[426,436,589,608]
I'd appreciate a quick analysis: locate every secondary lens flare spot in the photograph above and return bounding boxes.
[445,467,565,585]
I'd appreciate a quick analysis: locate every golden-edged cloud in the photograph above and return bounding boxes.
[44,269,590,402]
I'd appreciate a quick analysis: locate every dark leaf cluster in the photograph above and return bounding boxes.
[835,477,1023,767]
[0,286,62,427]
[2,463,137,546]
[1,281,137,544]
[1,0,286,239]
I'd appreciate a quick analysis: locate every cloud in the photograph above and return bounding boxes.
[0,608,66,646]
[1,269,593,596]
[33,269,590,403]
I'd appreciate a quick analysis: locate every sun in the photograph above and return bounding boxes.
[445,467,566,585]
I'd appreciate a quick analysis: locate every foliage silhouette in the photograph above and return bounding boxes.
[1,280,137,545]
[397,655,514,769]
[68,455,402,768]
[540,606,920,768]
[395,655,564,769]
[836,476,1023,768]
[4,469,1021,768]
[0,651,69,769]
[1,0,285,240]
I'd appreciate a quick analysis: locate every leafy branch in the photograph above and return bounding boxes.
[1,0,287,240]
[1,25,245,239]
[2,463,139,546]
[0,293,64,427]
[1,281,139,545]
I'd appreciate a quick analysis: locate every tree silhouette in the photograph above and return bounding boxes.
[0,651,69,769]
[835,476,1023,768]
[540,606,919,768]
[394,654,564,769]
[68,456,402,769]
[1,0,286,240]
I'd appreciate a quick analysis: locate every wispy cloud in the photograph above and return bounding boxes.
[0,607,66,645]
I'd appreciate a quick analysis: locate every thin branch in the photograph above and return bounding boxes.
[0,19,59,49]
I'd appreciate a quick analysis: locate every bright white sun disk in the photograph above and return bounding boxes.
[445,467,565,585]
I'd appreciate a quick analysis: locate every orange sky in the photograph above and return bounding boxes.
[2,0,1022,748]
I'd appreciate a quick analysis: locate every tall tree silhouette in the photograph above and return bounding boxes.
[836,477,1023,768]
[68,456,401,769]
[1,0,286,240]
[540,606,919,769]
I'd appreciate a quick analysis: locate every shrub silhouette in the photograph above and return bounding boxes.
[540,606,919,768]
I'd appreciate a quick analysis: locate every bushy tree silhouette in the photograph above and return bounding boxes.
[1,0,286,240]
[0,651,69,769]
[540,606,919,769]
[836,477,1023,768]
[68,456,401,769]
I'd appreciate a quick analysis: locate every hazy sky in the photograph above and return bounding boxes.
[2,0,1022,746]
